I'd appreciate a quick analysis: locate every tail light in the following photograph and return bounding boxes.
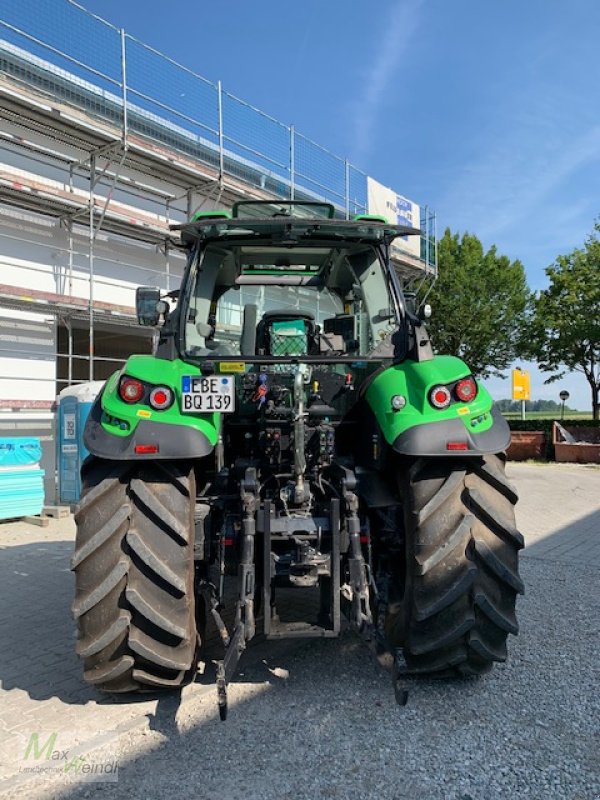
[119,377,144,404]
[135,444,159,454]
[447,441,469,451]
[149,386,173,410]
[455,377,478,403]
[429,385,452,409]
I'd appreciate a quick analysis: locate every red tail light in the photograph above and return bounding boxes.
[455,377,478,403]
[135,444,159,454]
[119,377,144,404]
[447,441,469,451]
[149,386,173,410]
[429,385,452,409]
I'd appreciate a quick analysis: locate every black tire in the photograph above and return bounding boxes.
[71,458,197,692]
[388,453,524,676]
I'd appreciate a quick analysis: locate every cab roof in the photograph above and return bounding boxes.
[172,215,420,248]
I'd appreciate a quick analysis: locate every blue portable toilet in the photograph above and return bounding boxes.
[57,381,104,503]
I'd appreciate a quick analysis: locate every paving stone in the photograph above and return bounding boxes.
[0,464,598,799]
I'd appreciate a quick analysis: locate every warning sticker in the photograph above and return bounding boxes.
[218,362,245,373]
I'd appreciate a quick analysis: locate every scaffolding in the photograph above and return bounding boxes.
[0,0,437,408]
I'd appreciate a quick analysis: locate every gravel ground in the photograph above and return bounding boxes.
[3,464,599,800]
[54,466,600,800]
[52,559,599,800]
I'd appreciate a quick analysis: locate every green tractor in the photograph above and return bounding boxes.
[72,201,523,716]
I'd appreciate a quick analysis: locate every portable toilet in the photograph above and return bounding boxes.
[57,381,104,503]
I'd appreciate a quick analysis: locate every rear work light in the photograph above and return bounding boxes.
[119,377,144,404]
[455,377,478,403]
[429,385,452,409]
[149,386,173,410]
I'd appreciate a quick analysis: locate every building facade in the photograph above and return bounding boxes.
[0,1,436,501]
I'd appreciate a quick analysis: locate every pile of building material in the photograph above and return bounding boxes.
[0,437,45,520]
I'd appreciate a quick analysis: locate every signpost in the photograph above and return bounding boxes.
[512,367,531,420]
[559,390,570,421]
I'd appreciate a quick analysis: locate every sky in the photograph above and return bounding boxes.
[78,0,600,409]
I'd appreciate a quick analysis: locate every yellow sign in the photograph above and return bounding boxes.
[219,362,245,373]
[512,368,530,401]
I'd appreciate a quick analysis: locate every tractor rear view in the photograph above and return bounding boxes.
[72,201,523,716]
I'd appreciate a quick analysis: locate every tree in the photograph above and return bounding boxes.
[426,229,531,378]
[495,398,577,414]
[528,225,600,419]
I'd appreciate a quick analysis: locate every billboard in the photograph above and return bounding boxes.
[367,177,421,259]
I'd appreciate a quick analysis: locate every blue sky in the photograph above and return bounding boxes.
[79,0,599,409]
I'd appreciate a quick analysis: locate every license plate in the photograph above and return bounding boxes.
[181,375,235,413]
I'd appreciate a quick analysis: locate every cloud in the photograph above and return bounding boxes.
[477,124,600,241]
[431,89,600,288]
[434,88,600,246]
[351,0,423,163]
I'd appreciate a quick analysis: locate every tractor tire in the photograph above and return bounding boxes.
[72,458,197,692]
[388,453,524,676]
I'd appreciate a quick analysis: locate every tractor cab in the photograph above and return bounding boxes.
[173,201,420,366]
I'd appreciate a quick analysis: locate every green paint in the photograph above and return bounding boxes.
[353,214,389,224]
[99,355,221,446]
[191,210,231,221]
[365,355,494,445]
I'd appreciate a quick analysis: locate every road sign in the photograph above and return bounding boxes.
[512,368,530,401]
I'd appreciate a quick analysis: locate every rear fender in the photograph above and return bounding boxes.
[365,356,510,457]
[83,356,220,460]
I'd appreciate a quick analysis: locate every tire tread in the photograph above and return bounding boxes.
[390,453,522,677]
[72,458,196,692]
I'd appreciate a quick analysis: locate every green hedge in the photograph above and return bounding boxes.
[506,418,600,434]
[505,417,600,460]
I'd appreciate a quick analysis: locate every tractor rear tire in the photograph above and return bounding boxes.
[72,458,197,692]
[389,453,524,676]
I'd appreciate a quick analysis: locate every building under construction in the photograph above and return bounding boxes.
[0,1,437,500]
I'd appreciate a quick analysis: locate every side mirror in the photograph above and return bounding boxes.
[403,291,417,317]
[403,291,431,321]
[136,287,164,326]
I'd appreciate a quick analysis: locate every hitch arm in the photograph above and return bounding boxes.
[214,468,259,720]
[332,462,373,631]
[345,486,373,630]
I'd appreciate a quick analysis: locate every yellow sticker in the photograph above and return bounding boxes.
[219,362,245,373]
[137,409,152,418]
[457,406,470,416]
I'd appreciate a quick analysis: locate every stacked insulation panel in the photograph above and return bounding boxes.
[0,438,45,520]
